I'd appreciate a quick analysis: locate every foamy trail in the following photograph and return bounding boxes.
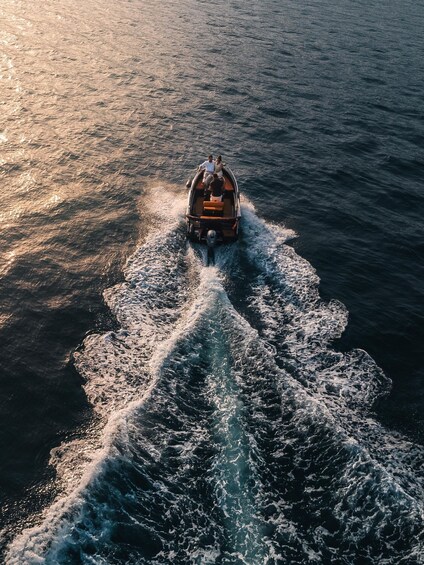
[6,190,424,564]
[5,185,197,561]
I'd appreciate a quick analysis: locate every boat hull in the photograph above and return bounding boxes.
[185,166,241,244]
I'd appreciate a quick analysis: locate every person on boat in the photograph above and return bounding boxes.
[209,173,224,202]
[215,155,224,178]
[199,155,215,189]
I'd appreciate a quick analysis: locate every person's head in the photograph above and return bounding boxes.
[216,155,222,163]
[208,155,213,161]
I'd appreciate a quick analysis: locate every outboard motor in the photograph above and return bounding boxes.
[206,229,217,248]
[206,229,217,266]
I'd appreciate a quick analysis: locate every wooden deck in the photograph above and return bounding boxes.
[193,193,234,217]
[192,172,235,217]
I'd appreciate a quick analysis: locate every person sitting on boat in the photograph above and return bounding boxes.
[209,173,224,202]
[199,155,215,189]
[215,155,224,178]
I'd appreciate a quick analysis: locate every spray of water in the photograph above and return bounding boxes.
[6,187,424,564]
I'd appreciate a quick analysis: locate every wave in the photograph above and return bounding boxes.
[6,186,424,564]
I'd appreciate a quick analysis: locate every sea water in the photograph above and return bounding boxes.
[1,0,423,563]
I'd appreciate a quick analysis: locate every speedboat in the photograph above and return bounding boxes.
[185,165,241,245]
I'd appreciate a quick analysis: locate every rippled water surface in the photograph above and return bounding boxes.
[1,0,424,563]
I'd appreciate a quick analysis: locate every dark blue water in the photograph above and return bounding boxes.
[1,0,424,562]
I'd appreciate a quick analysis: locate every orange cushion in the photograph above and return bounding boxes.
[199,216,233,221]
[203,201,224,209]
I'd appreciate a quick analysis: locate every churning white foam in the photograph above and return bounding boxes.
[6,188,424,564]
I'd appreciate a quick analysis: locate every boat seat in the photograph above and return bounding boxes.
[203,201,224,216]
[203,201,224,210]
[203,200,224,208]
